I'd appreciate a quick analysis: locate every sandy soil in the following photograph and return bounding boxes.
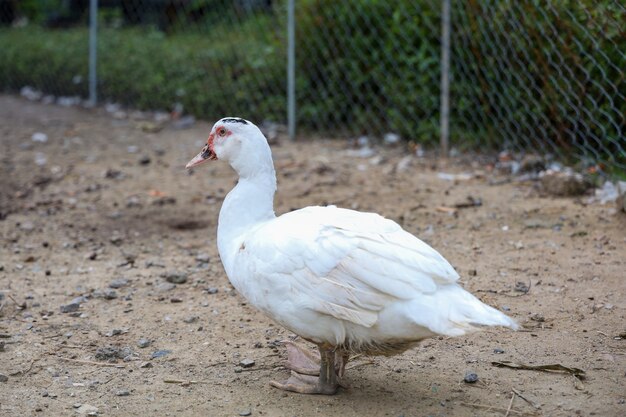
[0,95,624,417]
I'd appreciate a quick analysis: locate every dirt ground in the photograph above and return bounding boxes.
[0,95,624,417]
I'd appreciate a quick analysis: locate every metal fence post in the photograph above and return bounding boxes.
[287,0,296,141]
[440,0,450,157]
[89,0,98,105]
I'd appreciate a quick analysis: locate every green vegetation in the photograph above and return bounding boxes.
[0,13,286,123]
[0,0,623,170]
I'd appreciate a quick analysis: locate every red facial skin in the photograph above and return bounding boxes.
[207,125,233,156]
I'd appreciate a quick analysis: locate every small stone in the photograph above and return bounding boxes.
[103,168,124,180]
[530,313,545,322]
[85,251,97,261]
[151,349,172,359]
[501,305,511,311]
[162,271,188,284]
[170,297,183,303]
[239,358,255,368]
[32,132,48,143]
[115,389,130,396]
[19,221,35,231]
[95,346,123,362]
[514,281,529,293]
[73,403,82,408]
[137,338,151,348]
[138,361,152,368]
[76,404,98,415]
[541,172,592,197]
[156,282,176,292]
[206,287,218,295]
[493,348,505,354]
[464,372,478,383]
[109,278,129,289]
[103,289,118,299]
[60,302,80,313]
[105,329,123,337]
[183,316,198,324]
[0,373,8,383]
[138,155,151,165]
[195,253,210,263]
[238,410,252,416]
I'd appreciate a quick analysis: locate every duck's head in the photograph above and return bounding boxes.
[186,117,273,177]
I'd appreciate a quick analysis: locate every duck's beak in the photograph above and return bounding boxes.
[185,144,217,169]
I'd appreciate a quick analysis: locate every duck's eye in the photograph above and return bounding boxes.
[218,128,227,137]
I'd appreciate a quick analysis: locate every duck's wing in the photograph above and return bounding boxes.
[242,206,460,328]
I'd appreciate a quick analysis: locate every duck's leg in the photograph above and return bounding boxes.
[334,348,351,378]
[269,344,339,395]
[282,340,320,376]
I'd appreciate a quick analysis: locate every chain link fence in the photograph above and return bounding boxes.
[0,1,624,173]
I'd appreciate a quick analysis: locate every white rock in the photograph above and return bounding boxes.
[383,132,400,145]
[34,152,47,166]
[76,404,98,415]
[32,132,48,143]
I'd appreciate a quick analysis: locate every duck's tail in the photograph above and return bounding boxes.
[408,285,519,337]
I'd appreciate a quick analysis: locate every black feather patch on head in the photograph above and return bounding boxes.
[221,118,248,125]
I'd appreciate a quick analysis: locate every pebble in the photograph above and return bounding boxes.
[60,302,80,313]
[162,271,188,284]
[151,349,172,359]
[76,404,98,415]
[32,132,48,143]
[19,221,35,231]
[170,297,183,303]
[238,410,252,416]
[0,373,8,383]
[115,389,130,396]
[103,289,118,299]
[493,348,505,354]
[109,278,129,289]
[464,372,478,383]
[138,155,151,165]
[541,172,592,197]
[183,316,199,324]
[137,338,151,348]
[195,253,210,263]
[95,346,132,362]
[156,282,176,292]
[239,358,255,368]
[206,287,218,295]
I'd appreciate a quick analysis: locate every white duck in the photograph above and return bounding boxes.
[186,117,517,395]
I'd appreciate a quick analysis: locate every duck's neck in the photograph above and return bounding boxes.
[217,167,277,275]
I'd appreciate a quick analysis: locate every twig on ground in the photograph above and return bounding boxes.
[504,392,515,417]
[56,356,125,368]
[492,361,585,378]
[459,401,537,416]
[164,379,211,385]
[10,359,39,376]
[7,294,26,309]
[512,388,541,409]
